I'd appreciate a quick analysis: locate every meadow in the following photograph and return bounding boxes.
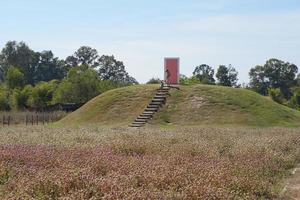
[0,126,299,199]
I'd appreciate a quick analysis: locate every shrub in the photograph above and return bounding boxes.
[268,88,286,104]
[147,78,161,84]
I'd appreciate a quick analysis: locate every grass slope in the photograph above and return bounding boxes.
[57,85,158,126]
[59,84,300,127]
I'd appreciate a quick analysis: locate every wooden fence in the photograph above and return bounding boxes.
[1,112,66,126]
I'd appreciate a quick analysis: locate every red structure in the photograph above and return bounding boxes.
[164,58,179,85]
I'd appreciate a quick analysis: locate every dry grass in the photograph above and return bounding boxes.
[0,126,299,199]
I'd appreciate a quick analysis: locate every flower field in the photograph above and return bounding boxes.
[0,126,299,199]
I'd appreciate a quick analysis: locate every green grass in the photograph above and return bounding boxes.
[59,84,300,127]
[57,84,158,126]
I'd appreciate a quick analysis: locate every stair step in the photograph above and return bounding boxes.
[154,94,167,98]
[150,101,163,105]
[145,108,159,112]
[142,111,155,114]
[147,105,160,108]
[152,99,165,102]
[138,116,151,119]
[132,121,147,125]
[135,118,148,122]
[155,92,168,95]
[130,124,143,127]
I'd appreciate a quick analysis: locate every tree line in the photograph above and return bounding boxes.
[0,41,137,111]
[1,40,300,111]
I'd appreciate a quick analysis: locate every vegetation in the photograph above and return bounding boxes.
[193,64,215,84]
[0,41,138,111]
[0,126,299,199]
[216,65,238,87]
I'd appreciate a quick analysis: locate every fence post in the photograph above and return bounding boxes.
[26,115,28,126]
[31,115,34,126]
[36,115,39,125]
[8,115,10,126]
[2,115,4,126]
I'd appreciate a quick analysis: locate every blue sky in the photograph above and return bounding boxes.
[1,0,300,83]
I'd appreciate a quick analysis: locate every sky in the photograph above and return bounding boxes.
[1,0,300,84]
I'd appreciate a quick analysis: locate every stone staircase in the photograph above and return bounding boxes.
[130,86,171,127]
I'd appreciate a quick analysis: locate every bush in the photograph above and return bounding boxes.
[180,76,201,85]
[146,78,161,84]
[11,85,33,110]
[29,80,59,108]
[268,88,286,104]
[98,80,123,94]
[53,66,100,104]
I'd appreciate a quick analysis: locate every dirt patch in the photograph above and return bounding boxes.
[282,164,300,199]
[187,95,206,109]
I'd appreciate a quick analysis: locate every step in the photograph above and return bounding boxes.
[150,101,163,105]
[130,124,143,128]
[132,121,147,125]
[137,116,151,120]
[152,99,165,102]
[156,95,167,99]
[145,108,159,112]
[135,118,148,122]
[147,105,160,109]
[140,114,153,118]
[156,92,168,95]
[142,111,155,115]
[158,87,170,90]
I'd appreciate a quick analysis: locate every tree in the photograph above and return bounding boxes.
[98,55,138,84]
[264,59,297,98]
[216,65,238,87]
[29,80,59,108]
[249,65,269,95]
[193,64,215,84]
[5,66,25,90]
[34,51,66,82]
[0,41,39,85]
[249,59,298,98]
[11,85,33,110]
[66,46,99,68]
[53,66,101,104]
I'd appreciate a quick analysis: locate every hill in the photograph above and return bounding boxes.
[58,84,300,127]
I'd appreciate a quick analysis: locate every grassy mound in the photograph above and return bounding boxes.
[59,84,300,127]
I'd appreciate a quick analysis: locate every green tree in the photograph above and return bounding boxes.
[54,66,100,104]
[98,55,138,84]
[249,59,298,98]
[193,64,215,84]
[5,66,25,90]
[34,51,66,82]
[216,65,238,87]
[29,80,59,108]
[11,85,33,110]
[249,65,269,95]
[265,59,297,98]
[0,41,39,85]
[66,46,99,68]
